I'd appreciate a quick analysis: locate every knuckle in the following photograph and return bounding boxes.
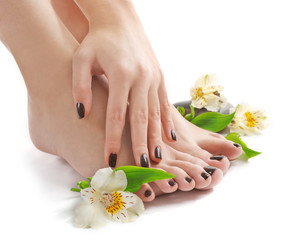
[149,107,161,121]
[107,109,125,123]
[132,109,148,123]
[161,101,171,112]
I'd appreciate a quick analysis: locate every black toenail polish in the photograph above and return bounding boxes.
[144,190,152,197]
[201,172,210,180]
[140,154,149,168]
[109,153,117,168]
[185,177,192,183]
[210,155,225,161]
[233,143,241,148]
[76,102,85,119]
[204,166,217,175]
[171,129,177,141]
[168,180,176,186]
[155,146,162,159]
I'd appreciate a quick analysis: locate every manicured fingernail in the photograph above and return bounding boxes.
[140,154,149,168]
[171,129,177,141]
[155,146,162,159]
[185,177,192,183]
[204,166,217,175]
[201,172,210,180]
[76,102,85,119]
[168,180,176,186]
[109,153,117,168]
[233,143,241,148]
[210,155,225,161]
[144,190,152,197]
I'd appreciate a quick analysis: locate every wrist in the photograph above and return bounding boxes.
[74,0,134,24]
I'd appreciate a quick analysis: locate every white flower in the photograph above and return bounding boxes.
[228,103,267,135]
[190,74,227,111]
[74,168,144,229]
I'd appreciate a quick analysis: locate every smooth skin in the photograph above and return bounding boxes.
[71,0,176,168]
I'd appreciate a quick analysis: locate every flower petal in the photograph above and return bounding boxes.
[90,168,114,190]
[102,170,127,192]
[80,187,98,204]
[75,201,109,229]
[127,195,144,222]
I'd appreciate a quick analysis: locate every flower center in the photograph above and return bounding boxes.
[195,87,204,99]
[102,192,125,216]
[244,112,256,127]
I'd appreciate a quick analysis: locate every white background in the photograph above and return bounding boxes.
[0,0,300,239]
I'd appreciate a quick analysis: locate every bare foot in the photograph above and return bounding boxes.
[164,105,243,173]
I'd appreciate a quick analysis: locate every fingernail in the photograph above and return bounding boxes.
[171,129,177,141]
[140,154,149,168]
[155,146,162,159]
[233,143,241,148]
[144,190,152,197]
[76,102,85,119]
[185,177,192,183]
[204,166,217,175]
[201,172,210,180]
[210,155,225,161]
[109,153,117,168]
[168,180,176,186]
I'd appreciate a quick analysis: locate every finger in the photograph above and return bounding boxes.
[72,49,94,119]
[129,83,150,168]
[105,81,129,168]
[148,86,163,163]
[158,80,176,141]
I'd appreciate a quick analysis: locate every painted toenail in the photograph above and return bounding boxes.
[76,102,85,119]
[144,190,152,197]
[140,154,149,168]
[171,129,177,141]
[168,180,176,186]
[185,177,192,183]
[201,172,210,180]
[210,155,225,161]
[204,166,217,175]
[233,143,241,148]
[109,153,117,168]
[155,146,162,159]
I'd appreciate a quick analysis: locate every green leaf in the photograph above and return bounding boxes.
[225,132,261,159]
[70,188,81,192]
[177,106,185,116]
[190,111,236,132]
[114,166,175,192]
[184,105,195,121]
[76,180,90,189]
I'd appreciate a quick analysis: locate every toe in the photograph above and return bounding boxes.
[173,144,230,173]
[198,137,243,160]
[162,165,195,191]
[168,160,212,190]
[202,166,224,190]
[151,168,178,193]
[135,183,155,202]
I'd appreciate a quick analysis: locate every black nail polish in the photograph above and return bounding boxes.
[140,154,149,168]
[201,172,210,180]
[109,153,117,168]
[204,166,217,175]
[76,102,85,119]
[185,177,192,183]
[233,143,241,148]
[171,129,177,141]
[155,146,162,159]
[168,180,176,186]
[144,190,152,197]
[210,155,225,161]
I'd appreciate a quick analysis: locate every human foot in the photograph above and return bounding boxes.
[163,102,243,173]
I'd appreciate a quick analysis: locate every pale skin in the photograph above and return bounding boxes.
[0,0,242,202]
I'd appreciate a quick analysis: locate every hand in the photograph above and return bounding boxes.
[72,0,176,168]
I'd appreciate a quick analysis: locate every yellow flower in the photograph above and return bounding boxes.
[229,103,267,135]
[190,74,227,111]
